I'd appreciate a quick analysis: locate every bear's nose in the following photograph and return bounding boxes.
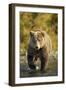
[36,46,38,49]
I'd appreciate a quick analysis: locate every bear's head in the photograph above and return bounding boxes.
[29,30,45,50]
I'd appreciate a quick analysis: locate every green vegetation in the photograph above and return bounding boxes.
[20,12,58,53]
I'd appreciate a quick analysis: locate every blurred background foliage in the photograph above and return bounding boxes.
[20,12,58,54]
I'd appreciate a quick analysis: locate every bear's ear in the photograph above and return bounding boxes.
[30,31,34,36]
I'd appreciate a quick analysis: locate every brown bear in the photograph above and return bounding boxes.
[27,29,52,72]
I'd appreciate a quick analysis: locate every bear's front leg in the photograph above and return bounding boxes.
[27,55,36,70]
[39,48,48,72]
